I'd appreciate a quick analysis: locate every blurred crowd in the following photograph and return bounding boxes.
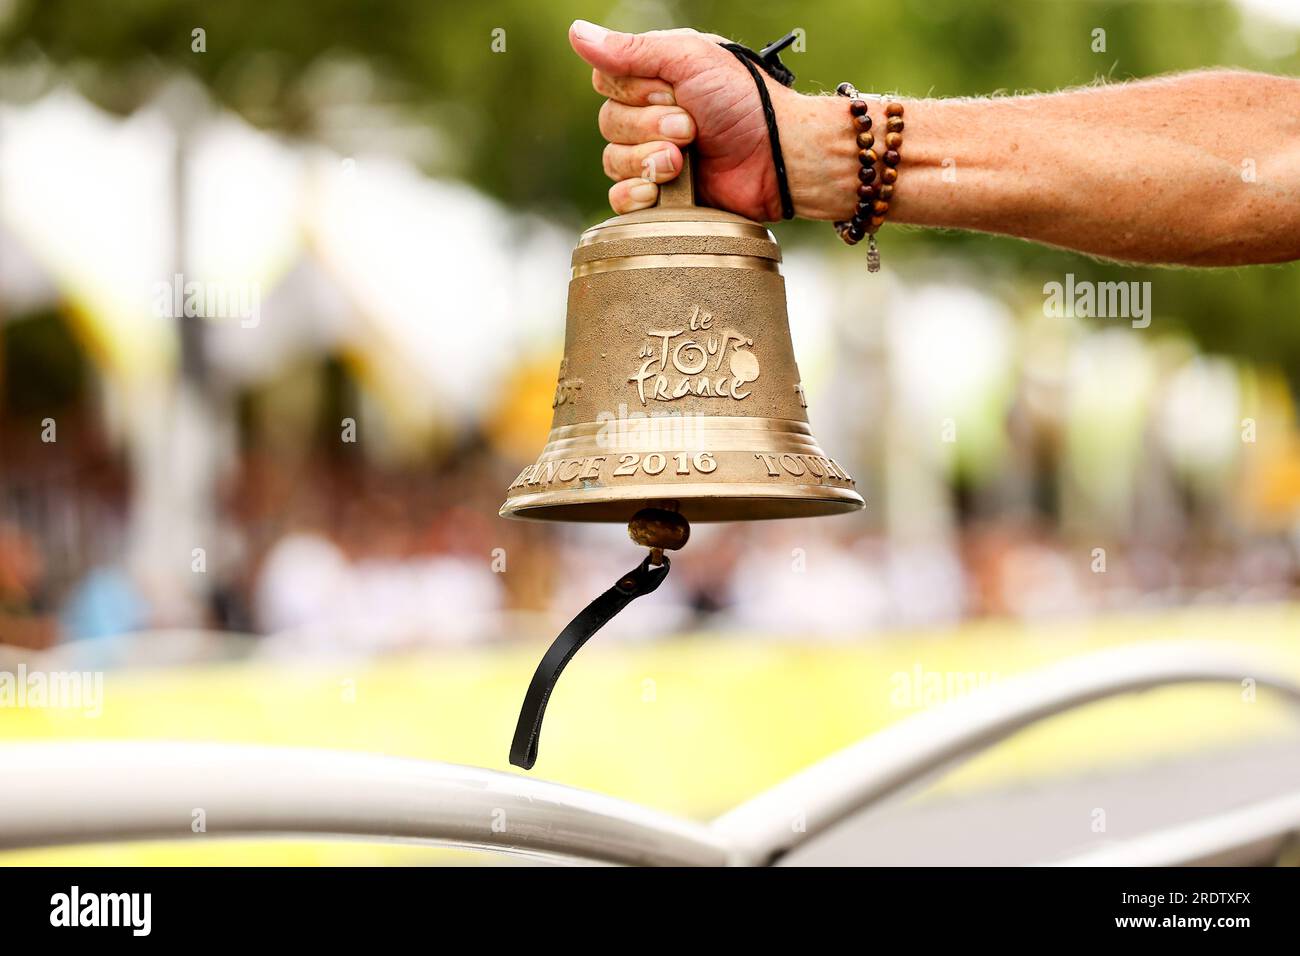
[4,315,1300,659]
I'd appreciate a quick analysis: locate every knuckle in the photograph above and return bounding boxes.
[621,32,647,60]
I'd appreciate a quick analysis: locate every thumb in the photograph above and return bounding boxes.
[568,20,701,82]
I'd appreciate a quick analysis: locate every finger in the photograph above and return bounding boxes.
[592,69,676,107]
[609,178,660,214]
[569,20,715,83]
[602,142,682,183]
[598,99,695,145]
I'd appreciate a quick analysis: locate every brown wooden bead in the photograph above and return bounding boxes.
[836,90,904,250]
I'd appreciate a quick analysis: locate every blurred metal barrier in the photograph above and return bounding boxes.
[2,641,1298,866]
[0,741,730,866]
[1052,791,1300,867]
[710,641,1300,864]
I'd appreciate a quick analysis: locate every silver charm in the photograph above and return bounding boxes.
[866,234,881,273]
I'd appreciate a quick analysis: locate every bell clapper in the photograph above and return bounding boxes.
[628,507,691,567]
[510,508,678,770]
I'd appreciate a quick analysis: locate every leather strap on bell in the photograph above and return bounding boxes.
[509,555,670,770]
[719,30,799,220]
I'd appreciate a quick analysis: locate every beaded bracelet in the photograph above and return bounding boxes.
[832,82,904,273]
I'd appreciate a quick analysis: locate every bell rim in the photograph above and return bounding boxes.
[499,481,864,523]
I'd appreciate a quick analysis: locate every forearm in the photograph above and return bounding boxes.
[784,70,1300,266]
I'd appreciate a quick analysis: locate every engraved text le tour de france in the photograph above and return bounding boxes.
[629,305,760,405]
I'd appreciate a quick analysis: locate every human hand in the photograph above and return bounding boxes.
[568,20,818,222]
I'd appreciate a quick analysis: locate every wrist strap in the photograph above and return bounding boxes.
[509,555,671,770]
[719,31,799,220]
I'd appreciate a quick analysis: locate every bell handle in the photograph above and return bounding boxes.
[655,146,697,209]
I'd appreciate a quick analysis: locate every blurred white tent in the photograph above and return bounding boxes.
[0,84,572,623]
[0,84,572,427]
[0,89,175,378]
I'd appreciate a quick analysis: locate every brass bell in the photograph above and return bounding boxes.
[501,154,864,524]
[503,154,863,770]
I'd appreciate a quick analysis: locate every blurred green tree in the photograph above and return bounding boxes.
[3,0,1298,381]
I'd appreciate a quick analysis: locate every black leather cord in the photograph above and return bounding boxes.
[509,555,671,770]
[720,33,799,220]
